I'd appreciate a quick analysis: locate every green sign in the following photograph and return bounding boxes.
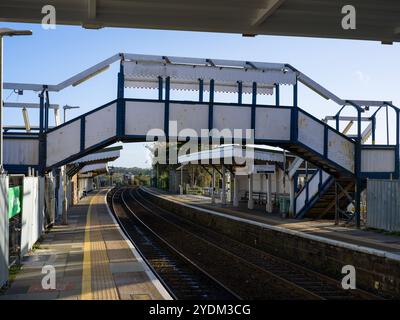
[8,186,22,219]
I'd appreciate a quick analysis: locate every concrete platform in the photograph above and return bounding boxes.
[146,188,400,258]
[0,189,171,300]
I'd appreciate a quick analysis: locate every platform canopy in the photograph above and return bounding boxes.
[123,54,296,95]
[0,1,399,43]
[71,146,121,165]
[178,144,291,165]
[79,163,109,175]
[66,146,121,177]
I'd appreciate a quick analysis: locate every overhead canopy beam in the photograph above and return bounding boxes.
[1,1,400,43]
[344,100,392,107]
[4,102,59,109]
[3,52,395,109]
[324,116,371,122]
[252,0,286,27]
[82,0,101,29]
[3,125,54,130]
[88,0,97,20]
[361,123,373,143]
[4,53,121,92]
[294,68,345,105]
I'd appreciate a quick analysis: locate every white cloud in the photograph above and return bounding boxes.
[354,70,371,84]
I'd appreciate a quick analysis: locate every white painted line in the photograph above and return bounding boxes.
[103,190,173,300]
[143,187,400,263]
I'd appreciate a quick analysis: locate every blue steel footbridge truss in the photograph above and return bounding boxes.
[3,53,400,223]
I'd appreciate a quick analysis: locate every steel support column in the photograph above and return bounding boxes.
[289,177,295,217]
[221,164,226,205]
[275,83,280,106]
[251,82,257,131]
[164,76,170,167]
[248,173,254,210]
[117,63,125,137]
[293,79,298,107]
[158,76,163,101]
[230,171,234,204]
[266,173,272,212]
[180,164,184,195]
[355,108,362,228]
[38,89,46,176]
[44,88,50,131]
[238,81,243,104]
[211,167,216,205]
[233,173,239,207]
[0,37,2,172]
[199,79,204,102]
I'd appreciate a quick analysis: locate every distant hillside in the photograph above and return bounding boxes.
[111,166,152,176]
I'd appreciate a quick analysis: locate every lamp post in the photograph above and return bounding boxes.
[0,28,32,173]
[63,105,80,123]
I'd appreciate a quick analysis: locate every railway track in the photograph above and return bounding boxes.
[110,186,382,300]
[108,188,239,300]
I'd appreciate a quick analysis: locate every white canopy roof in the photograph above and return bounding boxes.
[178,144,290,165]
[123,54,296,95]
[79,163,108,174]
[72,146,121,165]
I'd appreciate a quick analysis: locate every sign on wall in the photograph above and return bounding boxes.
[8,186,21,219]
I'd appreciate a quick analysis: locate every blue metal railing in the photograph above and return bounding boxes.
[294,169,333,219]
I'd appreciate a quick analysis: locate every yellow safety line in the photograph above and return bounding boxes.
[81,195,94,300]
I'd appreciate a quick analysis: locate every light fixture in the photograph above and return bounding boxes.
[0,28,32,37]
[0,28,32,173]
[22,107,30,132]
[72,65,110,87]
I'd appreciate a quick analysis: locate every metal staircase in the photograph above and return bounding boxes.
[295,171,357,220]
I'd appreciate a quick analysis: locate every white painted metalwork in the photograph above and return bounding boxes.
[125,101,164,136]
[170,103,208,137]
[367,180,400,232]
[21,177,43,257]
[80,162,108,174]
[298,111,325,155]
[361,149,396,173]
[288,157,304,179]
[295,170,330,215]
[4,102,59,109]
[47,119,81,167]
[327,130,355,173]
[4,54,121,92]
[3,52,393,110]
[346,100,392,107]
[255,108,291,140]
[213,105,251,131]
[72,148,121,164]
[297,71,344,105]
[4,138,39,165]
[84,103,116,149]
[123,54,295,94]
[178,145,285,164]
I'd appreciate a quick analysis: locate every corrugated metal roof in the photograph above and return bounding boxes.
[72,148,121,165]
[79,163,108,174]
[178,144,289,164]
[123,56,295,95]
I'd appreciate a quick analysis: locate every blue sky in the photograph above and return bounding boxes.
[2,22,400,168]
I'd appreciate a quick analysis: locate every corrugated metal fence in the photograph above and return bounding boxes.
[0,176,9,288]
[21,177,45,257]
[367,179,400,232]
